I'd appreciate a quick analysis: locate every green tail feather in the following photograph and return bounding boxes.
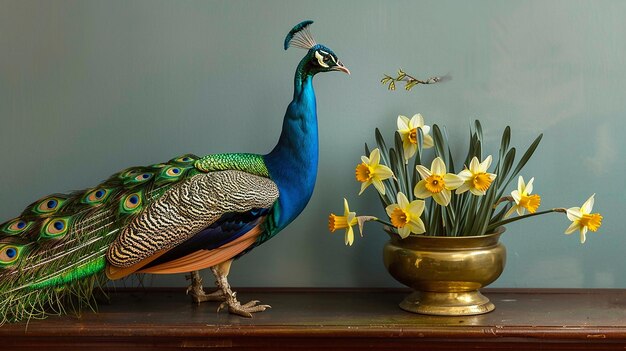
[0,154,200,324]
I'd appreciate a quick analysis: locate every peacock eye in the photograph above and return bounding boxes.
[0,245,21,264]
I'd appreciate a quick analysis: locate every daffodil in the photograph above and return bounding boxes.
[565,194,603,243]
[505,176,541,217]
[355,148,394,195]
[397,114,434,161]
[328,198,358,246]
[385,192,426,238]
[456,156,497,196]
[414,157,463,206]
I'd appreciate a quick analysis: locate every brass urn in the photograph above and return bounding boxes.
[383,227,506,316]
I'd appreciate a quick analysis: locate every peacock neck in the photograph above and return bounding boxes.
[263,66,318,232]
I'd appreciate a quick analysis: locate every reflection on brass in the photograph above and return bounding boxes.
[383,227,506,316]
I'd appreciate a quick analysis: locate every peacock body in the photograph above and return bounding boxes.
[0,20,349,322]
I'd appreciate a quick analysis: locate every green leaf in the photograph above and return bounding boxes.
[375,128,390,167]
[432,124,446,162]
[388,148,402,196]
[474,120,483,142]
[405,81,418,91]
[502,134,543,193]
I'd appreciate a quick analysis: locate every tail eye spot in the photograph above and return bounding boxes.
[6,248,16,259]
[53,221,64,231]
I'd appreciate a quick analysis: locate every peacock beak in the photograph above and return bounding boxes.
[334,64,351,75]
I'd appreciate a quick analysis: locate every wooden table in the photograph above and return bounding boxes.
[2,288,626,350]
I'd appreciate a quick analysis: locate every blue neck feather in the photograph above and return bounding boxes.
[263,59,318,232]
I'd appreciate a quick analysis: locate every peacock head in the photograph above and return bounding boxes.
[284,20,350,76]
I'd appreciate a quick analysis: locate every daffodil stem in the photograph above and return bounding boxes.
[486,208,567,232]
[374,218,393,227]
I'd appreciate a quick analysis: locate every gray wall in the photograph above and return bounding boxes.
[1,0,624,288]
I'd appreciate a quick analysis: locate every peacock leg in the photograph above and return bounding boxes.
[185,270,227,304]
[212,259,271,318]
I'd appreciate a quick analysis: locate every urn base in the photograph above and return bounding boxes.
[399,291,495,316]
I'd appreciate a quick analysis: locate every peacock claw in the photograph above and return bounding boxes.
[186,270,227,304]
[217,299,271,318]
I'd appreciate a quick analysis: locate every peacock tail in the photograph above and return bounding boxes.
[0,19,348,323]
[0,154,205,324]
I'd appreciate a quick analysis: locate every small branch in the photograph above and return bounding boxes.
[381,69,451,91]
[493,196,514,209]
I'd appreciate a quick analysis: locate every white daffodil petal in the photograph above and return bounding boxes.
[361,156,369,164]
[511,190,521,204]
[580,227,588,243]
[369,148,381,165]
[516,206,525,216]
[582,194,595,213]
[517,176,525,193]
[526,177,535,195]
[347,212,356,223]
[398,225,411,239]
[414,181,431,199]
[505,205,518,218]
[345,226,354,246]
[469,187,485,196]
[433,190,451,206]
[403,144,417,160]
[458,169,472,180]
[480,155,493,172]
[415,165,431,180]
[372,179,386,195]
[386,204,399,217]
[407,199,425,217]
[397,192,410,208]
[410,218,426,234]
[359,181,371,195]
[469,157,480,172]
[423,134,434,149]
[373,165,394,179]
[566,207,582,221]
[456,183,470,194]
[420,124,431,135]
[343,198,350,215]
[431,157,447,175]
[443,173,463,190]
[397,115,410,130]
[406,220,425,235]
[412,114,424,127]
[565,221,579,234]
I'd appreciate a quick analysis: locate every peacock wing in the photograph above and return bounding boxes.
[105,170,279,279]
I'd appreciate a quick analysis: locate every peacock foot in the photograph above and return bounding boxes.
[217,292,271,318]
[186,271,227,304]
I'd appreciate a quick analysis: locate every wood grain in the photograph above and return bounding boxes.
[2,288,626,350]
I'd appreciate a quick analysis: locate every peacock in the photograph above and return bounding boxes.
[0,20,349,322]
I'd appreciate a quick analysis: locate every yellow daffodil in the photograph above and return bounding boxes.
[414,157,463,206]
[355,148,394,195]
[397,114,435,161]
[456,156,497,196]
[565,194,603,243]
[385,192,426,238]
[328,198,358,246]
[505,176,541,217]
